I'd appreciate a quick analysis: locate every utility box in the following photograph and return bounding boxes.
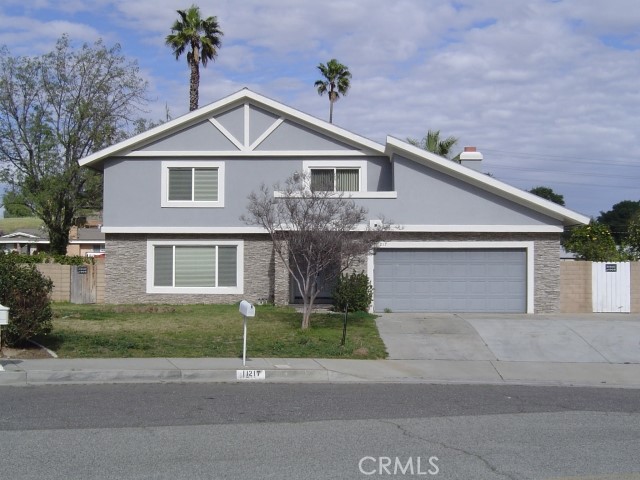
[0,303,8,325]
[239,300,255,317]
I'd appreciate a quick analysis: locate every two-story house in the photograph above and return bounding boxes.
[79,89,589,313]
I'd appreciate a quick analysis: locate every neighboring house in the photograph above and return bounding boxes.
[79,88,589,313]
[0,229,50,255]
[67,226,107,257]
[0,226,105,257]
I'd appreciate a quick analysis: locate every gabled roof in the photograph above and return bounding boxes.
[385,137,590,227]
[78,88,589,228]
[79,88,385,169]
[1,229,46,240]
[0,228,105,243]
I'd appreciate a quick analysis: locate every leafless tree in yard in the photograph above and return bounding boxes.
[242,172,388,330]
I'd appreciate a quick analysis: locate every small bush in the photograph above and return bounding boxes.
[0,253,53,346]
[332,271,373,313]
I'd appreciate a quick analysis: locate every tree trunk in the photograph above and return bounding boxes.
[329,93,335,124]
[189,58,200,111]
[301,303,311,330]
[47,225,71,255]
[300,276,319,330]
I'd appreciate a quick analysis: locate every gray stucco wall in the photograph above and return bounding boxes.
[140,121,238,151]
[105,233,289,305]
[386,155,563,226]
[103,155,393,228]
[104,154,559,229]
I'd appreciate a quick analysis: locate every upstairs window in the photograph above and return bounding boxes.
[310,168,360,192]
[161,161,225,207]
[168,167,218,201]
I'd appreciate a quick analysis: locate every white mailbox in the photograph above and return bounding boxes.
[0,303,8,325]
[239,300,255,317]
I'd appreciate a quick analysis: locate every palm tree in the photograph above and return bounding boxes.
[314,59,352,123]
[166,5,223,111]
[407,130,459,160]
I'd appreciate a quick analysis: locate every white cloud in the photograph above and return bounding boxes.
[0,0,638,216]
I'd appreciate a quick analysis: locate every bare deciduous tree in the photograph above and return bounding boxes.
[242,172,388,329]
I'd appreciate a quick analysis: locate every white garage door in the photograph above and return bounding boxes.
[374,248,527,313]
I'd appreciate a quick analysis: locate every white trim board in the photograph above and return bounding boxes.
[102,226,267,234]
[273,191,398,199]
[124,150,371,157]
[397,225,563,233]
[367,240,535,314]
[101,224,557,234]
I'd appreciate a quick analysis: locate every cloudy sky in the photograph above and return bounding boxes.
[1,0,639,218]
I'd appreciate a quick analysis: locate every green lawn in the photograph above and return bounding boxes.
[36,303,388,359]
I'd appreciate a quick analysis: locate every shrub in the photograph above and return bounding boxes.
[0,253,53,346]
[332,271,373,313]
[3,252,91,265]
[564,222,622,261]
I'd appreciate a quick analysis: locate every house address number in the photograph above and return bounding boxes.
[236,369,266,380]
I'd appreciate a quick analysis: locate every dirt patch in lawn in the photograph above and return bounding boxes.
[1,343,54,359]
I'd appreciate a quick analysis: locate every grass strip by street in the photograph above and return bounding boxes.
[34,303,388,359]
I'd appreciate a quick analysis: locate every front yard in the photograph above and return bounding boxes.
[35,303,387,359]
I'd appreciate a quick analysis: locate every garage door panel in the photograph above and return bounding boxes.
[374,248,526,313]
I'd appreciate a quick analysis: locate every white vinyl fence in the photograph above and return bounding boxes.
[592,262,630,313]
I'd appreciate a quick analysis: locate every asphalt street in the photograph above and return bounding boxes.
[1,383,639,479]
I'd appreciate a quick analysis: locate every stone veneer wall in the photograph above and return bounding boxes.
[377,232,562,313]
[105,233,289,305]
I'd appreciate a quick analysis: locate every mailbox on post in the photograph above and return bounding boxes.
[239,300,255,369]
[239,300,255,318]
[0,303,8,351]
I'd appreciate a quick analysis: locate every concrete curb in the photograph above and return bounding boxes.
[2,358,639,388]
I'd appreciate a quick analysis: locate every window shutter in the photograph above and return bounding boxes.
[154,246,174,287]
[217,246,237,286]
[168,168,193,201]
[194,168,218,201]
[175,246,216,287]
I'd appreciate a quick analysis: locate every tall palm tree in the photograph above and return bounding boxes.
[166,5,223,111]
[314,59,352,123]
[407,130,459,160]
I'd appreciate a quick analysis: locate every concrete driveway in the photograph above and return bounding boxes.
[376,313,640,364]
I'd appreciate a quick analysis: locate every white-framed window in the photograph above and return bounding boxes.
[302,160,366,193]
[146,240,243,294]
[310,168,360,192]
[161,161,225,208]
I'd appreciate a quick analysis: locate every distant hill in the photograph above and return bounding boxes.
[0,217,44,235]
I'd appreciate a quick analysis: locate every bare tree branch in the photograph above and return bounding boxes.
[242,172,389,329]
